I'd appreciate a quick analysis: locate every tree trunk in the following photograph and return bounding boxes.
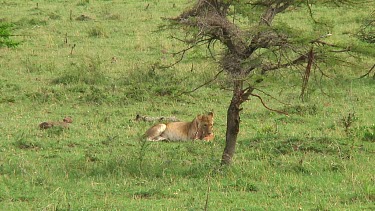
[221,80,243,165]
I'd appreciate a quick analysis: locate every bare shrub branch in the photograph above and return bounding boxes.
[359,63,375,78]
[179,69,225,95]
[250,93,288,115]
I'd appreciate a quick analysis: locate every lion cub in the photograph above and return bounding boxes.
[144,112,214,141]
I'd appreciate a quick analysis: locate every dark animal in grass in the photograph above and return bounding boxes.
[39,117,73,129]
[135,114,180,122]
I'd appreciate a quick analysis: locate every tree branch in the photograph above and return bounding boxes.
[300,47,314,99]
[254,88,292,106]
[241,86,255,101]
[261,53,308,74]
[207,38,218,61]
[161,38,211,68]
[250,93,289,115]
[359,63,375,78]
[179,69,225,96]
[306,0,318,23]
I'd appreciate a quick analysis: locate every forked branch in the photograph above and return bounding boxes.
[300,47,314,99]
[161,37,211,68]
[359,63,375,78]
[179,69,225,95]
[250,93,288,115]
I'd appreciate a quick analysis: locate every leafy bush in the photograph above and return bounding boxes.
[24,87,65,103]
[357,12,375,43]
[13,133,42,150]
[358,125,375,142]
[121,65,186,100]
[0,23,19,48]
[52,57,107,85]
[88,25,108,38]
[0,80,21,103]
[16,17,47,27]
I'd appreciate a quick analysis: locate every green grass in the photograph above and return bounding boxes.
[0,1,374,210]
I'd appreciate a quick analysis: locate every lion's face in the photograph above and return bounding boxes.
[197,112,214,140]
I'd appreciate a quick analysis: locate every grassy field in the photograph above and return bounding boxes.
[0,1,374,210]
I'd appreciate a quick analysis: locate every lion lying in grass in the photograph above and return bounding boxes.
[144,112,214,141]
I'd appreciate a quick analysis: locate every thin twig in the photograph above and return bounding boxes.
[306,0,318,23]
[311,40,337,47]
[161,38,211,69]
[300,47,314,99]
[253,88,291,106]
[314,60,331,78]
[359,63,375,78]
[261,53,307,73]
[160,46,191,68]
[207,39,218,61]
[179,69,224,96]
[250,93,288,115]
[328,48,351,53]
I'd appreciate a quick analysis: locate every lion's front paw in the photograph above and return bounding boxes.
[203,133,215,141]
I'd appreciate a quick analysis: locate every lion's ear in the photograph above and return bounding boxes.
[197,115,203,120]
[207,112,214,118]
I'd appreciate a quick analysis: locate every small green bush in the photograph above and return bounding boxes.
[0,23,19,48]
[52,57,107,85]
[358,125,375,142]
[88,25,108,38]
[357,12,375,44]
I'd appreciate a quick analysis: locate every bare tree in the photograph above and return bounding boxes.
[167,0,370,165]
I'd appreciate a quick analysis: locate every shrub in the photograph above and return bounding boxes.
[52,57,107,85]
[357,12,375,44]
[359,125,375,142]
[0,23,19,48]
[88,25,108,38]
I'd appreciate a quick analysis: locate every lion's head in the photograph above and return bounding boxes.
[196,112,214,141]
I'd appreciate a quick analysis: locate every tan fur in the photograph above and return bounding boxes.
[144,112,214,141]
[39,117,73,129]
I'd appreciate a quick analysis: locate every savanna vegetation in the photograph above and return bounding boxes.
[0,0,374,210]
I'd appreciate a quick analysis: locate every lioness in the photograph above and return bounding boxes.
[144,112,214,141]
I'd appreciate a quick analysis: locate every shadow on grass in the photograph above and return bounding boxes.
[243,135,352,158]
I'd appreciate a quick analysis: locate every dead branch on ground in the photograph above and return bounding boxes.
[135,114,180,122]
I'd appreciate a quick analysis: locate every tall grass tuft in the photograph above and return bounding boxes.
[52,57,107,85]
[0,23,20,47]
[88,25,108,38]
